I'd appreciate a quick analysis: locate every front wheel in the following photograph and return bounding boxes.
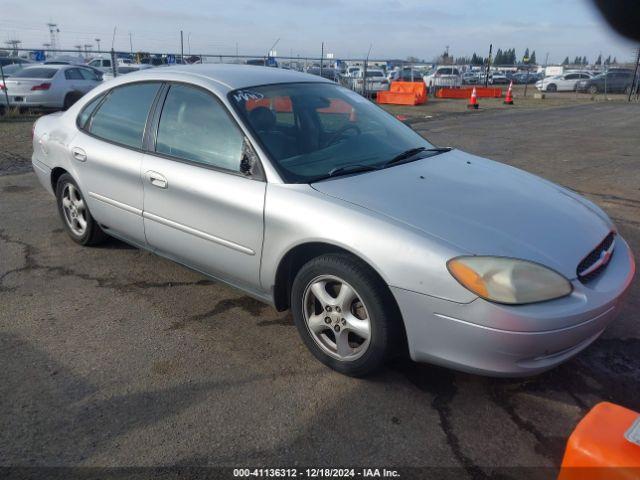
[546,84,557,92]
[291,254,401,376]
[588,85,598,95]
[56,173,107,246]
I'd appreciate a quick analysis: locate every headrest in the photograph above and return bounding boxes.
[248,106,276,132]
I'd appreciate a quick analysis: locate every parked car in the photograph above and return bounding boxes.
[489,71,509,85]
[306,67,341,82]
[536,71,593,92]
[462,71,479,85]
[101,64,153,81]
[389,68,425,82]
[87,57,114,72]
[576,70,635,94]
[0,63,27,78]
[352,68,389,93]
[2,65,101,110]
[511,72,538,84]
[0,57,32,67]
[31,65,634,377]
[423,66,462,88]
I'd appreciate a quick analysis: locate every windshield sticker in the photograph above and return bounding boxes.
[233,90,265,103]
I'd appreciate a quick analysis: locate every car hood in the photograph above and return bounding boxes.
[311,150,612,279]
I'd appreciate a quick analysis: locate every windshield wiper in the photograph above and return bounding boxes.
[383,147,452,168]
[312,164,380,182]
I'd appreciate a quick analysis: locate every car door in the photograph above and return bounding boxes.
[141,83,265,291]
[72,82,162,247]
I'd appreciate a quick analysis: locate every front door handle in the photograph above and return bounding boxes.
[146,171,168,189]
[71,147,87,162]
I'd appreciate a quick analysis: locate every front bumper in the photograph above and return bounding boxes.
[392,237,635,376]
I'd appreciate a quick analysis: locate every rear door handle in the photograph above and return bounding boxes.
[71,147,87,162]
[146,171,168,189]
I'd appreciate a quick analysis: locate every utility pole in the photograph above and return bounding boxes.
[320,42,324,77]
[363,43,373,98]
[187,32,191,55]
[180,30,184,63]
[5,40,21,57]
[484,44,492,87]
[129,32,133,56]
[47,23,59,50]
[95,38,101,52]
[629,48,640,102]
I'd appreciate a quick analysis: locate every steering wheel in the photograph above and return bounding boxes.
[325,124,362,147]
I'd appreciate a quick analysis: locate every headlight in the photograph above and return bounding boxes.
[447,256,572,305]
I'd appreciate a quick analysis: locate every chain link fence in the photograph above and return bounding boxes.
[2,46,639,114]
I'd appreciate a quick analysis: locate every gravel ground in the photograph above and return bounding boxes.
[0,101,638,477]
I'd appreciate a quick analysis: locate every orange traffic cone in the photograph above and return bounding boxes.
[467,86,479,109]
[504,81,514,105]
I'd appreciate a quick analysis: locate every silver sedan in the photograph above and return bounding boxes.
[3,64,102,110]
[31,65,635,376]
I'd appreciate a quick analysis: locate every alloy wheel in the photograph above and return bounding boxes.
[303,275,371,361]
[61,183,87,236]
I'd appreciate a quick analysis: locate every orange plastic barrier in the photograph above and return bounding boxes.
[246,96,293,112]
[377,81,427,106]
[558,402,640,480]
[435,87,503,99]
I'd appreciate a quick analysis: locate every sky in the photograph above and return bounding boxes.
[1,0,637,63]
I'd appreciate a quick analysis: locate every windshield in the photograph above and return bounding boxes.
[11,68,58,79]
[365,71,384,77]
[229,82,434,183]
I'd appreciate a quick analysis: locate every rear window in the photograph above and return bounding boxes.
[12,68,58,79]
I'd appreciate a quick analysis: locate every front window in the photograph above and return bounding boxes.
[230,82,434,183]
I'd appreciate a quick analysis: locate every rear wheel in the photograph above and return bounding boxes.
[291,253,401,376]
[55,173,107,246]
[588,85,599,95]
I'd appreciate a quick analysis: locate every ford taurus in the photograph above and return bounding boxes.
[31,65,635,376]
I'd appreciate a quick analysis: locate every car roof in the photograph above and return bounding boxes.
[126,64,332,93]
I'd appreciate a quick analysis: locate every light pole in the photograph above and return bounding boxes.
[95,38,101,52]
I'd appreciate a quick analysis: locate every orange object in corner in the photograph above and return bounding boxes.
[559,402,640,480]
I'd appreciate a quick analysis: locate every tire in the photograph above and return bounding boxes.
[546,84,557,93]
[588,85,598,95]
[63,92,82,111]
[291,253,402,376]
[55,173,107,246]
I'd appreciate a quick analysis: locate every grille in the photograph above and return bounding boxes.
[577,232,615,283]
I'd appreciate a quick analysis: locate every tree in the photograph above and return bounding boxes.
[595,54,602,65]
[530,50,536,64]
[582,56,588,65]
[562,56,570,65]
[573,56,581,64]
[522,47,530,63]
[612,57,617,64]
[604,55,611,65]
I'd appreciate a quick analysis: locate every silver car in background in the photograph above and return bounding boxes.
[3,64,102,110]
[31,65,635,377]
